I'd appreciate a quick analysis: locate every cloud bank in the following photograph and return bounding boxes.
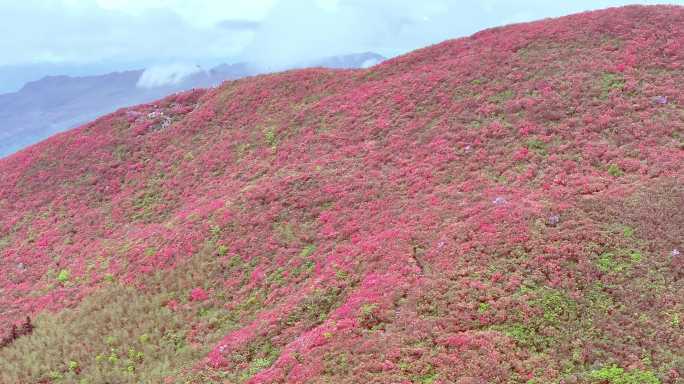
[136,64,204,88]
[0,1,262,67]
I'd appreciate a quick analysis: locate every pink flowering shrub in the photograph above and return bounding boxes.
[189,288,209,302]
[0,5,682,383]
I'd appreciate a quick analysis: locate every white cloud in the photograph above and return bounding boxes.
[136,63,203,88]
[0,0,260,67]
[314,0,340,12]
[94,0,275,27]
[361,58,380,68]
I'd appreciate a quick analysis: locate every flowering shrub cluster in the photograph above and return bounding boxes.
[0,5,683,383]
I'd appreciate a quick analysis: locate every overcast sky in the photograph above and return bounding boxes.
[1,0,682,92]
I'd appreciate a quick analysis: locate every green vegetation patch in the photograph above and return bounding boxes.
[607,163,623,177]
[489,89,515,103]
[131,187,165,222]
[588,365,660,384]
[226,339,280,382]
[595,249,642,273]
[299,244,316,258]
[322,351,351,376]
[497,323,545,349]
[284,286,344,328]
[533,288,578,325]
[600,73,626,97]
[263,126,278,148]
[526,138,548,157]
[56,268,70,284]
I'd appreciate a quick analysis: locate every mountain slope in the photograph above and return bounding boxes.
[0,5,682,384]
[0,52,384,158]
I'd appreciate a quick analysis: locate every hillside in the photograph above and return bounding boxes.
[0,53,384,158]
[0,5,682,384]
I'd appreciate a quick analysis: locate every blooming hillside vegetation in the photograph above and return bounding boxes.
[0,5,682,384]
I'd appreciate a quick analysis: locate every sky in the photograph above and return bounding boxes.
[1,0,682,93]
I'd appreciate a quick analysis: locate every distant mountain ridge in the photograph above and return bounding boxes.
[0,52,384,157]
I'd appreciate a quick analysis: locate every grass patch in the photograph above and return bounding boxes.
[229,340,280,382]
[131,187,165,222]
[323,351,351,376]
[526,139,548,157]
[299,244,316,258]
[0,244,259,383]
[0,285,201,383]
[489,89,515,103]
[284,286,344,328]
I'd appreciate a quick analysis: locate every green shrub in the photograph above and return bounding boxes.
[608,164,623,177]
[57,269,70,284]
[217,244,229,256]
[68,360,79,372]
[588,365,660,384]
[535,289,577,325]
[263,126,278,148]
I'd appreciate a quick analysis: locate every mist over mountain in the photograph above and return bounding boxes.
[0,52,384,158]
